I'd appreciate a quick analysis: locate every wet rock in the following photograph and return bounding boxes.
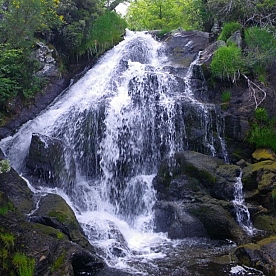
[26,133,76,193]
[162,30,210,67]
[30,193,92,249]
[72,251,105,275]
[0,165,33,213]
[154,201,207,239]
[155,150,237,200]
[214,164,241,200]
[0,175,105,276]
[234,235,276,275]
[154,151,246,242]
[188,200,245,242]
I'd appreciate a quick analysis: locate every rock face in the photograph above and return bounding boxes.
[35,42,59,78]
[26,133,76,193]
[0,157,105,276]
[153,150,245,242]
[153,149,276,274]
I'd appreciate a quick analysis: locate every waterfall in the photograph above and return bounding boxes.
[232,170,255,235]
[0,30,231,273]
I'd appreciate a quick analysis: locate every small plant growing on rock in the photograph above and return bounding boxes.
[218,22,242,42]
[0,159,11,173]
[247,107,276,152]
[0,233,14,249]
[210,44,244,82]
[13,253,35,276]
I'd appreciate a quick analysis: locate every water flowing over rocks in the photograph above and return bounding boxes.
[1,30,276,275]
[0,157,105,275]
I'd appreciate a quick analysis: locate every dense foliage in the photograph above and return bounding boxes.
[81,10,127,56]
[247,108,276,152]
[0,0,126,115]
[210,44,243,82]
[126,0,207,31]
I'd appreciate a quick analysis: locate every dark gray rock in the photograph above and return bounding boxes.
[26,133,76,193]
[154,201,207,239]
[234,236,276,275]
[29,193,93,250]
[34,42,59,78]
[0,166,105,276]
[162,30,210,67]
[0,165,34,213]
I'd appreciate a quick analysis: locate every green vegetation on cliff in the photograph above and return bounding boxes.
[0,0,126,115]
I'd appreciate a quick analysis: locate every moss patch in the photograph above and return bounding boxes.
[252,148,276,162]
[51,252,66,273]
[254,215,276,233]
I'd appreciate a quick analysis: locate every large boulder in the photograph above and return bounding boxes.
[26,133,76,193]
[240,148,276,233]
[153,151,247,242]
[29,193,91,249]
[162,30,210,67]
[155,151,239,200]
[154,201,207,239]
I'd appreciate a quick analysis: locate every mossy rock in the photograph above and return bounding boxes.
[156,151,221,189]
[188,201,245,242]
[252,148,276,162]
[234,243,261,267]
[33,194,91,249]
[242,160,276,192]
[234,236,276,275]
[253,214,276,234]
[0,167,34,214]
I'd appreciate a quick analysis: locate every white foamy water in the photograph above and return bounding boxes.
[0,30,260,275]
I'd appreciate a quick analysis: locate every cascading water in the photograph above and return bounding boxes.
[0,30,261,275]
[232,170,255,235]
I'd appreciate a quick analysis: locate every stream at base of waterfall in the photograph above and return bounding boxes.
[0,30,263,275]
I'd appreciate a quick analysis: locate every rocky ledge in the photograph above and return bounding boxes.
[153,148,276,275]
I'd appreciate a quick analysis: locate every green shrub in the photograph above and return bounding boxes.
[218,22,241,42]
[0,45,43,106]
[0,233,14,249]
[0,159,11,173]
[244,27,276,69]
[51,252,65,273]
[210,44,243,81]
[254,107,269,122]
[248,108,276,151]
[13,253,35,276]
[248,123,276,152]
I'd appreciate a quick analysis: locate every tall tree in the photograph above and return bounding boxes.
[126,0,206,31]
